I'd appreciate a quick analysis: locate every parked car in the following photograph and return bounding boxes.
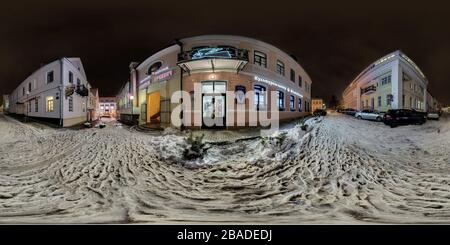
[313,109,327,116]
[342,108,357,116]
[355,109,384,122]
[383,109,426,128]
[427,111,440,120]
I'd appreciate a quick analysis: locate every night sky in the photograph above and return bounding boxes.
[1,0,449,105]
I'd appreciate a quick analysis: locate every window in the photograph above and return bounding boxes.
[361,100,364,108]
[254,85,266,110]
[387,95,391,106]
[305,100,309,112]
[381,75,391,85]
[290,95,295,111]
[68,96,73,112]
[28,100,31,112]
[290,69,295,82]
[69,71,73,83]
[35,99,38,112]
[402,95,405,107]
[23,87,25,96]
[277,91,285,110]
[28,82,31,92]
[298,98,302,112]
[371,98,374,108]
[77,78,81,87]
[46,96,54,112]
[47,71,54,83]
[148,61,163,74]
[276,60,285,76]
[298,76,302,87]
[409,97,412,108]
[254,51,267,68]
[378,96,381,107]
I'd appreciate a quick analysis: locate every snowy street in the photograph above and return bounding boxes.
[1,112,450,223]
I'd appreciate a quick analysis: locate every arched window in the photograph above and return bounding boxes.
[147,61,162,75]
[253,84,266,111]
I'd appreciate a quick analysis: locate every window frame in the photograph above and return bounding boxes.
[277,90,285,110]
[47,71,54,84]
[253,50,267,68]
[276,60,285,76]
[290,69,296,83]
[290,95,295,111]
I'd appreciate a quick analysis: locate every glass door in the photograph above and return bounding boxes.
[202,81,226,128]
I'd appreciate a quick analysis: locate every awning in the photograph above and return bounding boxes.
[177,47,249,74]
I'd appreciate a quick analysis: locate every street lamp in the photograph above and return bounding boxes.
[129,95,134,125]
[25,90,30,122]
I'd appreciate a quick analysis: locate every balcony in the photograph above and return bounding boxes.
[361,85,377,95]
[177,47,249,74]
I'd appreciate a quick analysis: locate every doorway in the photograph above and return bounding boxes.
[201,81,226,128]
[147,91,161,124]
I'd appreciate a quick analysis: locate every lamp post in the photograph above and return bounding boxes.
[25,90,30,122]
[130,95,134,125]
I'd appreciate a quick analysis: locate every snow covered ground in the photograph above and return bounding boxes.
[0,112,450,224]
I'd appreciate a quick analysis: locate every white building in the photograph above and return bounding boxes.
[342,50,435,112]
[99,97,117,118]
[6,58,92,127]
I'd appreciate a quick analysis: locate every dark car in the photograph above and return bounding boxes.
[313,109,327,116]
[383,109,426,128]
[343,108,357,116]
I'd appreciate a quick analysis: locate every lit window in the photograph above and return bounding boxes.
[276,60,285,76]
[277,90,285,110]
[46,96,54,112]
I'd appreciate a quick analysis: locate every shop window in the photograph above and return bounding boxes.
[276,60,285,76]
[277,90,285,110]
[254,51,267,68]
[298,98,302,112]
[254,85,266,110]
[290,95,295,111]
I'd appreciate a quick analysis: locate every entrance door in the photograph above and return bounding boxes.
[201,81,226,128]
[147,91,161,124]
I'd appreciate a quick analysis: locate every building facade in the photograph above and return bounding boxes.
[6,58,92,127]
[117,35,312,128]
[88,88,100,121]
[99,97,117,118]
[311,98,325,112]
[342,50,437,112]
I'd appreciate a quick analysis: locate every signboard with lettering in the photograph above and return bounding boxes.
[151,67,175,83]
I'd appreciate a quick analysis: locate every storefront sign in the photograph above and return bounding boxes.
[151,66,175,83]
[254,76,303,97]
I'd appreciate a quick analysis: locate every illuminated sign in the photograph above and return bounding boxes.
[191,48,233,60]
[152,66,175,83]
[254,76,303,97]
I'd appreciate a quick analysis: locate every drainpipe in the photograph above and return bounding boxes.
[59,58,64,127]
[175,39,184,130]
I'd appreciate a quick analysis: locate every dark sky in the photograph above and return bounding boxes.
[1,0,449,105]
